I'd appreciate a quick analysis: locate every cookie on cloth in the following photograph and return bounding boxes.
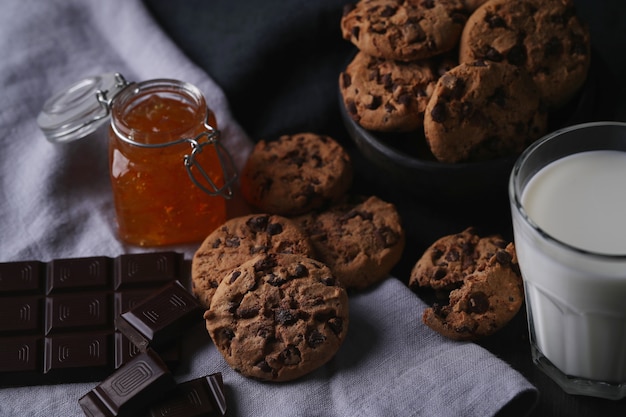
[296,195,405,290]
[341,0,468,61]
[423,60,547,163]
[458,0,591,109]
[421,243,523,341]
[204,253,349,382]
[339,50,438,132]
[240,133,353,216]
[191,214,315,308]
[408,226,508,291]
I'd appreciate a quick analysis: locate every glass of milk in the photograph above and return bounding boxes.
[509,121,626,400]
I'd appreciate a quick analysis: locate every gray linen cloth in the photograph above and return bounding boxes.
[0,0,538,415]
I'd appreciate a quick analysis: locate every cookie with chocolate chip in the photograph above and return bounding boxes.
[459,0,591,109]
[409,227,508,291]
[191,214,315,308]
[341,0,468,61]
[339,51,438,132]
[205,253,349,382]
[240,133,353,216]
[297,195,405,290]
[424,60,547,163]
[421,243,523,341]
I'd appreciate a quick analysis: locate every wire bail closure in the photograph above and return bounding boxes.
[104,74,237,200]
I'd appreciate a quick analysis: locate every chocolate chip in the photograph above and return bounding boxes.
[307,329,326,348]
[381,73,393,90]
[397,92,412,106]
[375,226,400,248]
[430,102,447,123]
[422,0,434,9]
[286,150,306,167]
[507,44,527,66]
[467,291,490,314]
[255,360,273,373]
[237,306,260,319]
[278,345,301,365]
[380,5,397,17]
[219,327,235,341]
[267,222,283,235]
[229,270,242,284]
[495,249,512,265]
[486,13,506,28]
[327,317,344,335]
[484,46,503,62]
[431,247,444,261]
[292,263,309,278]
[267,272,289,287]
[246,215,269,232]
[341,72,352,88]
[347,99,358,117]
[227,301,239,314]
[254,255,277,273]
[366,95,382,110]
[275,309,298,326]
[211,238,222,248]
[320,276,336,286]
[256,325,273,339]
[433,268,447,280]
[351,26,360,40]
[225,237,240,247]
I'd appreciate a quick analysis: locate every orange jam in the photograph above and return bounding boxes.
[109,80,226,246]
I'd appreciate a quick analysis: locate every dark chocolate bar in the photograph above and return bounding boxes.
[144,373,228,417]
[116,280,204,350]
[79,349,177,417]
[0,252,186,387]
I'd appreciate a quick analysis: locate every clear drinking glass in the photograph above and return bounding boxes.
[509,121,626,400]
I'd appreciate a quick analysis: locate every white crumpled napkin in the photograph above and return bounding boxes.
[0,0,537,416]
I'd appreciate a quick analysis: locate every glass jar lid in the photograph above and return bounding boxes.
[37,73,130,143]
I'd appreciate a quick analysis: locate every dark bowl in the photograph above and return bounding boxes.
[340,53,598,202]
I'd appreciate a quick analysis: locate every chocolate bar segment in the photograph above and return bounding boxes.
[0,252,185,387]
[79,349,177,417]
[145,373,228,417]
[116,281,204,350]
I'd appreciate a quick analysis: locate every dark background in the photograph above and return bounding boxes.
[141,1,626,416]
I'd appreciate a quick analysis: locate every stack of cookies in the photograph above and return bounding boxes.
[409,227,524,341]
[193,132,405,382]
[339,0,591,163]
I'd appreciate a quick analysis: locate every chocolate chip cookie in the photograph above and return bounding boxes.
[339,51,438,132]
[240,133,353,216]
[408,226,508,291]
[191,214,315,308]
[421,243,523,340]
[205,253,349,382]
[341,0,468,61]
[424,60,547,163]
[459,0,591,109]
[297,195,405,290]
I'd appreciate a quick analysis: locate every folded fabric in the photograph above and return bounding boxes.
[0,0,537,416]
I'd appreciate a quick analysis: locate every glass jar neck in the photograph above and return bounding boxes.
[111,79,207,145]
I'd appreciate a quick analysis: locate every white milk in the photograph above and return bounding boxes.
[514,150,626,382]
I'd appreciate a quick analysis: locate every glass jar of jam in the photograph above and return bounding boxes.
[37,73,236,246]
